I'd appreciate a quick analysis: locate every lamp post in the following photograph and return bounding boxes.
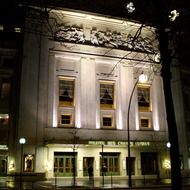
[127,73,147,188]
[19,137,26,190]
[101,144,104,187]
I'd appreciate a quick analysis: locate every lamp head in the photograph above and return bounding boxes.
[19,137,26,144]
[138,73,148,83]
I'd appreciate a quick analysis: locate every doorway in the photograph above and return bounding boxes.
[0,156,7,176]
[83,157,94,176]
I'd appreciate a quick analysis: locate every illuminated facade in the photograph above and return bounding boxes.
[7,8,171,180]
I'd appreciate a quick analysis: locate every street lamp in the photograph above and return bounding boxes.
[127,73,148,188]
[19,137,26,189]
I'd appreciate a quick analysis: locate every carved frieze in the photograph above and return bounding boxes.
[55,25,85,43]
[54,25,156,53]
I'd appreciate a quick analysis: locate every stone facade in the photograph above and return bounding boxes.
[8,7,170,179]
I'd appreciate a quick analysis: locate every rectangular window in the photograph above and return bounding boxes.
[140,118,151,129]
[102,116,112,127]
[100,82,114,109]
[59,78,74,107]
[54,152,77,177]
[0,78,11,99]
[0,114,9,126]
[100,153,120,176]
[138,86,150,111]
[1,82,11,99]
[60,114,72,126]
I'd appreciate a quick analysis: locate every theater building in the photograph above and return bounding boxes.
[7,7,170,180]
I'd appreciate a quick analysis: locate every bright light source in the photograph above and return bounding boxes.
[167,142,171,148]
[169,10,179,21]
[138,73,148,83]
[0,25,4,31]
[19,137,26,144]
[8,160,15,172]
[126,2,135,13]
[15,27,21,33]
[162,159,171,169]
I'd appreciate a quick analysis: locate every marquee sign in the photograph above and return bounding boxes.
[88,140,150,147]
[0,145,8,150]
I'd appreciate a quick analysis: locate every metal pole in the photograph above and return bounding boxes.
[102,144,104,187]
[73,144,76,187]
[55,173,57,188]
[127,79,139,188]
[20,144,23,190]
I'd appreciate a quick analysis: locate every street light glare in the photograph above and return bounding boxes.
[19,138,26,144]
[167,142,171,148]
[138,73,148,83]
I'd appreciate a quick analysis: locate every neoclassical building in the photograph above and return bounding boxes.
[4,7,171,181]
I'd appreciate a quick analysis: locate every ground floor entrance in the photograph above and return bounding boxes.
[0,156,7,176]
[46,141,170,179]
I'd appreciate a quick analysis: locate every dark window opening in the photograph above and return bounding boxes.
[61,115,71,125]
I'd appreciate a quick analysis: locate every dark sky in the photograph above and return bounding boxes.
[1,0,190,66]
[15,0,190,27]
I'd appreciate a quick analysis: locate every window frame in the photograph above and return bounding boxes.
[102,115,113,128]
[100,153,120,176]
[59,113,73,127]
[137,85,151,111]
[100,81,115,109]
[54,152,77,177]
[140,117,151,129]
[100,114,116,129]
[58,77,75,107]
[0,114,9,126]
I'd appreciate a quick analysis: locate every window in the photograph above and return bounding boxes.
[100,153,120,176]
[54,152,77,177]
[140,118,151,129]
[60,114,72,126]
[141,152,158,175]
[24,154,34,172]
[0,114,9,126]
[59,78,74,107]
[0,78,11,99]
[102,116,112,127]
[1,83,11,99]
[138,86,150,111]
[100,82,114,109]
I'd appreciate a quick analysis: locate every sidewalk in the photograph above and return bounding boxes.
[1,176,173,189]
[5,176,190,190]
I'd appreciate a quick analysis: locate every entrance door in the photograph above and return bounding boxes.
[0,156,7,176]
[141,152,158,175]
[54,152,77,177]
[83,157,94,176]
[126,157,135,175]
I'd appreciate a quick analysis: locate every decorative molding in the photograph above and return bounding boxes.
[54,25,157,53]
[55,25,85,43]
